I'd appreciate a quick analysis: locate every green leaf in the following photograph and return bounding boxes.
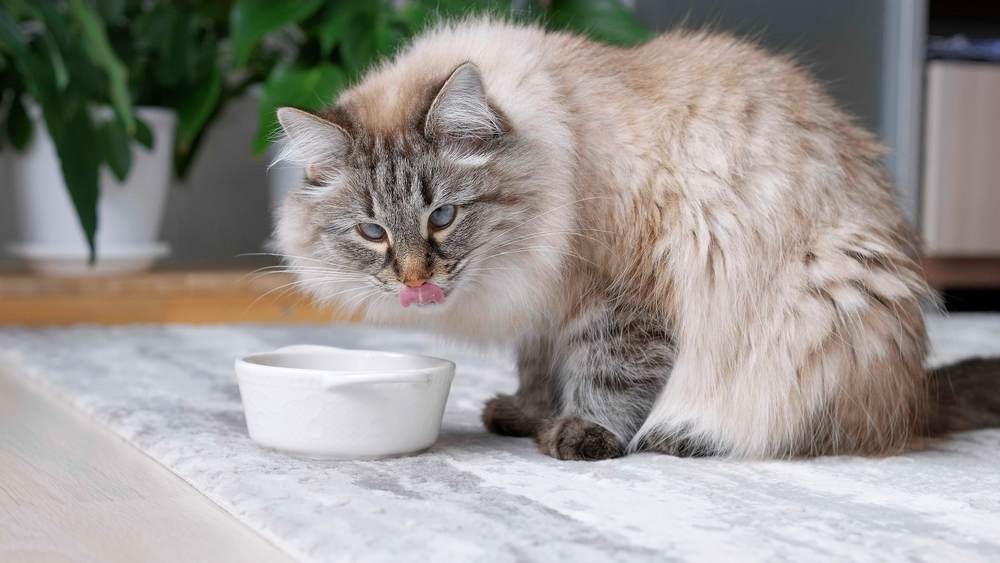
[411,0,492,18]
[40,33,69,90]
[68,0,135,133]
[374,8,408,57]
[45,106,101,262]
[510,0,546,21]
[154,8,193,87]
[339,8,379,78]
[175,64,222,154]
[392,3,432,35]
[0,8,29,61]
[173,124,207,179]
[547,0,651,46]
[134,116,154,150]
[230,0,325,66]
[315,3,354,57]
[253,64,347,153]
[93,0,125,23]
[24,0,78,71]
[7,94,32,150]
[98,117,132,182]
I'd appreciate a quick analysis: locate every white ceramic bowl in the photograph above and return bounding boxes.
[234,345,455,460]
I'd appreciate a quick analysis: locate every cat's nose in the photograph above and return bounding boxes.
[398,252,431,287]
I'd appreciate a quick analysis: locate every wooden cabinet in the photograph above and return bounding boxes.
[923,61,1000,257]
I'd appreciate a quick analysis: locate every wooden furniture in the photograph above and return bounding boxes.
[919,3,1000,292]
[920,61,1000,291]
[922,257,1000,289]
[0,269,354,326]
[923,61,1000,257]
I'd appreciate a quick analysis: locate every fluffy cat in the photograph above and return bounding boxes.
[272,18,988,460]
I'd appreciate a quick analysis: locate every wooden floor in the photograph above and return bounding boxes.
[0,368,294,563]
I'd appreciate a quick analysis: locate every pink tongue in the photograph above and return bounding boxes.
[399,283,446,308]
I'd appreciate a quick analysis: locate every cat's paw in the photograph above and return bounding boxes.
[653,437,714,458]
[482,394,538,437]
[534,416,625,461]
[636,430,715,458]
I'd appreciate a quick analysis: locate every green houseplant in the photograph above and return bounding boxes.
[0,0,236,264]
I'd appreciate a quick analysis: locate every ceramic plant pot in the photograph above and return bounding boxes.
[8,106,176,276]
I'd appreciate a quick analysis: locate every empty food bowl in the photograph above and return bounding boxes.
[235,345,455,459]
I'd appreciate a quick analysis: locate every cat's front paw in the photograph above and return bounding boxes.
[482,394,538,437]
[534,416,625,461]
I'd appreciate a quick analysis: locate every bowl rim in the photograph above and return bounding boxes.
[235,346,455,386]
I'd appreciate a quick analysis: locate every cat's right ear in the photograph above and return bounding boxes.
[273,107,351,179]
[424,62,507,155]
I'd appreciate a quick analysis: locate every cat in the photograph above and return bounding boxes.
[272,17,997,460]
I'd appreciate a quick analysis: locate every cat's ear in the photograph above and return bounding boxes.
[274,107,351,179]
[424,62,507,151]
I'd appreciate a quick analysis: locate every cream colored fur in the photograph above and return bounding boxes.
[276,18,933,458]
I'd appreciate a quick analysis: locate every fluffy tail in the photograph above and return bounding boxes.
[928,357,1000,434]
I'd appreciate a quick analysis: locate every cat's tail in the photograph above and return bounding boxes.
[928,357,1000,434]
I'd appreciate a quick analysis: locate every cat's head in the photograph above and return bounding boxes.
[273,62,573,338]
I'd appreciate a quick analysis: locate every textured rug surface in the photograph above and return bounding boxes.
[1,315,999,563]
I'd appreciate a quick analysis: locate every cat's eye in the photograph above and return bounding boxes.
[428,205,457,230]
[356,223,387,242]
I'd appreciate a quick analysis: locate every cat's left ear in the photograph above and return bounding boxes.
[424,62,508,151]
[274,107,351,180]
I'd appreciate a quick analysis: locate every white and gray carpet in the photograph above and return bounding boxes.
[1,315,999,563]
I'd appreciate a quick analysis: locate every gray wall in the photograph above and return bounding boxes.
[634,0,888,136]
[159,94,272,265]
[0,154,12,261]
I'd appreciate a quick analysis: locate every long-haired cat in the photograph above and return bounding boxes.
[272,18,998,460]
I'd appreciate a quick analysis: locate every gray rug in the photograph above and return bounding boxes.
[1,315,999,563]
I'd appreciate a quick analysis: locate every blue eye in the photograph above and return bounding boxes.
[357,223,387,242]
[428,205,457,230]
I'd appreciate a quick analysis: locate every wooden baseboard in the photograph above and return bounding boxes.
[4,259,994,326]
[921,257,1000,289]
[0,270,356,326]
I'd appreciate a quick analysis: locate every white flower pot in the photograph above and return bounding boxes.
[8,107,176,276]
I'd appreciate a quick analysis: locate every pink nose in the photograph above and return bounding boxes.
[399,282,446,308]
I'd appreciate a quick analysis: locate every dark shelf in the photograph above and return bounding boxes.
[942,288,1000,312]
[929,1,1000,38]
